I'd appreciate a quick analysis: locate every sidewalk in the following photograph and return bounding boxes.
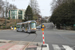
[0,29,11,30]
[0,40,49,50]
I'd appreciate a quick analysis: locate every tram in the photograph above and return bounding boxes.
[16,20,36,33]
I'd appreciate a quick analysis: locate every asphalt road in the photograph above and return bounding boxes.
[0,29,75,50]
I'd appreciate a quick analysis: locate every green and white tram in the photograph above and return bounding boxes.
[16,20,36,33]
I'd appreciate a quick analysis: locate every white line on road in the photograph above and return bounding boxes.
[52,44,61,50]
[62,45,73,50]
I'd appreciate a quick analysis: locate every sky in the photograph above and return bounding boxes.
[3,0,53,17]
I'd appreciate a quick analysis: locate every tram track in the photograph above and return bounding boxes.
[32,33,37,42]
[0,30,39,50]
[22,32,38,50]
[21,32,38,42]
[23,34,30,39]
[10,31,38,50]
[15,30,38,42]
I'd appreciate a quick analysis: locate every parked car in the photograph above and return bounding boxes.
[36,25,41,29]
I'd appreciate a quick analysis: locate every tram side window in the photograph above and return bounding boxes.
[20,25,22,28]
[26,23,28,29]
[16,25,20,28]
[22,24,24,27]
[24,24,26,29]
[24,24,28,29]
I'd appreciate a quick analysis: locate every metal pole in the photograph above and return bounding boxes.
[16,16,17,24]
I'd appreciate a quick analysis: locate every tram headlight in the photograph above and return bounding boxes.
[34,28,36,29]
[31,28,36,30]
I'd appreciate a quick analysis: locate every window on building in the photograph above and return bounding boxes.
[18,10,22,14]
[18,15,22,19]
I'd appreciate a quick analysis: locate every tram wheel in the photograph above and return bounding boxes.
[17,30,18,32]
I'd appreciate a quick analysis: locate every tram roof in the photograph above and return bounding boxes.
[17,20,36,24]
[22,20,36,24]
[17,23,22,25]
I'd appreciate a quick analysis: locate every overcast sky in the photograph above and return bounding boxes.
[3,0,53,17]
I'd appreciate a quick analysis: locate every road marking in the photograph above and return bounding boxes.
[52,44,74,50]
[27,45,37,48]
[52,44,61,50]
[62,45,73,50]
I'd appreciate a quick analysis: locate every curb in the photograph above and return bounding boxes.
[0,40,11,43]
[0,29,10,30]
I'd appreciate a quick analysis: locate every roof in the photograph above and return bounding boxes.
[17,23,22,25]
[17,20,36,24]
[22,20,36,24]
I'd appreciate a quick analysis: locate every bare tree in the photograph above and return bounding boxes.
[0,0,5,18]
[0,0,17,18]
[30,0,40,15]
[13,5,17,9]
[29,0,41,20]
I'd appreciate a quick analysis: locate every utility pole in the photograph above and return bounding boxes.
[12,0,17,24]
[5,0,7,28]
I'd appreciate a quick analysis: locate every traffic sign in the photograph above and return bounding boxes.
[42,25,44,27]
[42,24,45,28]
[42,28,44,31]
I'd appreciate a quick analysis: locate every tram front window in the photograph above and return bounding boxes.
[30,22,36,29]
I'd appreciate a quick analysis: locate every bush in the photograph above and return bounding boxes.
[7,17,10,20]
[2,26,6,29]
[66,26,73,30]
[7,26,10,29]
[0,26,1,29]
[7,21,10,23]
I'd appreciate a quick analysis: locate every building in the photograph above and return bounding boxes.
[45,17,49,22]
[9,9,25,20]
[42,16,50,22]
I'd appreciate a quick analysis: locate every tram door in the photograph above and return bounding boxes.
[22,24,24,31]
